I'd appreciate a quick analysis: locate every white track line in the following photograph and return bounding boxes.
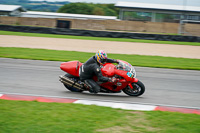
[74,100,156,111]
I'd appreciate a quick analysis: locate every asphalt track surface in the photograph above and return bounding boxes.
[0,58,200,109]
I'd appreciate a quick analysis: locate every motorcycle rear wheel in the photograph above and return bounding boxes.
[63,73,83,92]
[123,80,145,96]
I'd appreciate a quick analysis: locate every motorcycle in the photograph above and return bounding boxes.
[59,60,145,96]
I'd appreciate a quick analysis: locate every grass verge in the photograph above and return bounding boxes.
[0,30,200,46]
[0,99,200,133]
[0,47,200,70]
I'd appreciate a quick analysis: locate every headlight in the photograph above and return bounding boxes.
[126,66,136,78]
[131,67,136,78]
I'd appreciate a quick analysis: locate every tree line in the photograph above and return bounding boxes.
[0,1,119,16]
[57,3,119,16]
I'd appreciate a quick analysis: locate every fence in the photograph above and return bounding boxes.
[0,16,199,36]
[0,24,199,42]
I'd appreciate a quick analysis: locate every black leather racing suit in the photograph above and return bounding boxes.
[79,56,118,93]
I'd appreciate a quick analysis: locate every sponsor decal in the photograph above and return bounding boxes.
[127,72,133,78]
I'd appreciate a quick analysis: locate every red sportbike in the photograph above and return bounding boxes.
[59,60,145,96]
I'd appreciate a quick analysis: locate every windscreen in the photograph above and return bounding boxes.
[117,61,132,72]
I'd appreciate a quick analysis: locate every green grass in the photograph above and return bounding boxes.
[0,47,200,70]
[0,99,200,133]
[0,30,200,46]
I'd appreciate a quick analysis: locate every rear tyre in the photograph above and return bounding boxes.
[63,73,83,92]
[123,80,145,96]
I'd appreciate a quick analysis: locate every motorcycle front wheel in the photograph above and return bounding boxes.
[123,80,145,96]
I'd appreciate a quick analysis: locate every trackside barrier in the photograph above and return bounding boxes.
[0,25,199,42]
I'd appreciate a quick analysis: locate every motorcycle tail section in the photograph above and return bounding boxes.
[60,61,82,77]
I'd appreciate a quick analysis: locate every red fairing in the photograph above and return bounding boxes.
[101,63,115,77]
[100,63,138,91]
[114,69,138,83]
[60,61,82,77]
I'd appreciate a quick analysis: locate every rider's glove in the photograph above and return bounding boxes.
[114,59,119,64]
[116,60,119,64]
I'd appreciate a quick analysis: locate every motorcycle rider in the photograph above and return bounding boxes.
[79,50,118,93]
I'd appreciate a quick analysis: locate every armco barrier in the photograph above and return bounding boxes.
[0,25,199,42]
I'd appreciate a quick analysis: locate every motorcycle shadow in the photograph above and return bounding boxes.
[64,91,144,99]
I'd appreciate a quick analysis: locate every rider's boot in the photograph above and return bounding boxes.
[84,83,98,94]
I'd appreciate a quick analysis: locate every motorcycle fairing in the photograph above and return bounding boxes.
[60,61,82,77]
[101,63,115,77]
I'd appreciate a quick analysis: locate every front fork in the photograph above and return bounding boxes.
[128,78,138,89]
[128,83,133,89]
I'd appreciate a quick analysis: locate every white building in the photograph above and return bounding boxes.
[0,4,26,16]
[0,4,116,20]
[21,11,117,20]
[115,1,200,22]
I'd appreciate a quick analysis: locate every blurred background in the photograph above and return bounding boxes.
[0,0,200,36]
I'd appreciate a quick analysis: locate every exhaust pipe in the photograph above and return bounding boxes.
[59,75,83,90]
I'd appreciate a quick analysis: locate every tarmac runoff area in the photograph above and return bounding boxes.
[0,35,200,59]
[0,93,200,115]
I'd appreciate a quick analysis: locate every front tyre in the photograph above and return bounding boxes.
[123,80,145,96]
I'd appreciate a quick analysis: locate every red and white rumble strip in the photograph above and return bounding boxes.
[0,93,199,115]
